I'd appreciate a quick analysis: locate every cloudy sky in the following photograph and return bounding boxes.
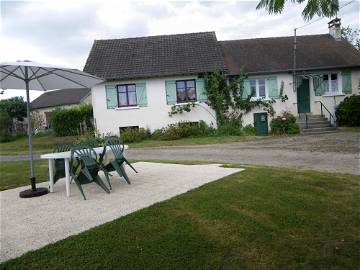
[0,0,359,100]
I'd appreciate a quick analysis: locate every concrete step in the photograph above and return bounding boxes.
[297,115,326,121]
[297,120,330,125]
[302,126,337,134]
[302,130,337,135]
[298,122,332,128]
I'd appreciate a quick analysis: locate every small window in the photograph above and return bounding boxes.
[176,79,197,103]
[323,73,339,93]
[119,126,139,134]
[117,84,137,107]
[248,78,268,99]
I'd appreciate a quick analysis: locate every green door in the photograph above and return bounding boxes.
[253,113,268,136]
[297,79,310,113]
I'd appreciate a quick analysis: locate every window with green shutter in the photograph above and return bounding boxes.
[341,71,352,94]
[242,79,251,99]
[313,76,324,96]
[165,80,177,105]
[136,82,147,106]
[105,85,117,109]
[196,78,207,102]
[267,76,278,98]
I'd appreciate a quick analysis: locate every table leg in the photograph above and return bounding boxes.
[64,158,70,197]
[48,159,54,192]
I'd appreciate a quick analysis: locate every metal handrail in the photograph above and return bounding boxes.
[315,101,336,127]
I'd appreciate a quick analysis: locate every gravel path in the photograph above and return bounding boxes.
[1,132,358,174]
[0,162,242,262]
[127,132,360,175]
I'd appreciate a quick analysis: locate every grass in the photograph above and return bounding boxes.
[0,135,77,156]
[1,164,359,269]
[0,160,48,191]
[338,126,360,132]
[0,134,266,156]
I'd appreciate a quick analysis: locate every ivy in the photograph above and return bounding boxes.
[168,102,196,117]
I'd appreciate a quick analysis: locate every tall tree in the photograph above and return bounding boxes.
[256,0,339,21]
[0,96,27,121]
[341,26,360,50]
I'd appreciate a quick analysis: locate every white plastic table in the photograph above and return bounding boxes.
[40,145,128,197]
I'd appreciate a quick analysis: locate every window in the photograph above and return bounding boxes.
[323,73,339,93]
[176,80,196,103]
[249,78,267,98]
[119,126,139,134]
[117,84,137,107]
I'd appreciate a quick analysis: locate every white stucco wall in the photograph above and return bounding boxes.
[92,76,217,135]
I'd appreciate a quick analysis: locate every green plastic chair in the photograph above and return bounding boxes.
[100,136,138,185]
[53,142,74,185]
[70,145,111,200]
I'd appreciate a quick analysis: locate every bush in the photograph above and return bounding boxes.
[52,104,93,136]
[242,124,256,136]
[217,117,241,136]
[0,111,12,142]
[121,128,151,143]
[336,95,360,126]
[152,121,215,141]
[270,112,300,135]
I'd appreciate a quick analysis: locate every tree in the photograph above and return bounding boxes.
[341,26,360,50]
[0,96,27,121]
[256,0,339,21]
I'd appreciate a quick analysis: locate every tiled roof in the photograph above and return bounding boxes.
[31,88,90,109]
[84,32,227,80]
[219,34,360,75]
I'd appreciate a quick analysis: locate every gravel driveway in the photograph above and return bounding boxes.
[128,132,360,175]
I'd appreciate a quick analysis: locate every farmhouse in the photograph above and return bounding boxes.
[84,22,360,135]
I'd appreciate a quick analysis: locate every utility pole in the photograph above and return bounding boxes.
[293,28,297,92]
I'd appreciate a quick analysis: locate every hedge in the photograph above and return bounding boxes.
[51,104,93,136]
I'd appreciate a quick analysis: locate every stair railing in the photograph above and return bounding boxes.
[315,101,336,127]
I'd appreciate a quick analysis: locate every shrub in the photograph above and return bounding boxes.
[52,104,93,136]
[242,124,256,136]
[0,111,12,142]
[270,112,300,135]
[217,117,241,136]
[121,128,151,143]
[154,121,215,141]
[336,95,360,126]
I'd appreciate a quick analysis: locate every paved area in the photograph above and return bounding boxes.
[0,162,242,262]
[128,132,360,175]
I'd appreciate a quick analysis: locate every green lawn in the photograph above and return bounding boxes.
[0,160,48,191]
[0,134,266,156]
[1,164,359,269]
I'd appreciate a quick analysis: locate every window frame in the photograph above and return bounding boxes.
[249,78,268,99]
[116,84,137,107]
[175,79,197,104]
[323,72,341,94]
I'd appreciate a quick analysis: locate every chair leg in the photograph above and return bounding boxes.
[104,171,112,190]
[94,175,111,194]
[123,157,138,173]
[112,161,131,184]
[74,179,86,200]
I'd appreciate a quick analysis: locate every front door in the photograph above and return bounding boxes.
[297,79,310,113]
[253,113,268,136]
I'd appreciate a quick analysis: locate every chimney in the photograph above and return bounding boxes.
[328,18,341,41]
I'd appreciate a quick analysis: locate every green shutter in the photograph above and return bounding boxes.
[267,76,278,98]
[136,82,147,107]
[242,79,251,99]
[313,76,324,96]
[105,84,117,109]
[196,78,207,102]
[342,71,352,94]
[165,80,177,105]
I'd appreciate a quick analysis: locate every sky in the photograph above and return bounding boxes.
[0,0,359,101]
